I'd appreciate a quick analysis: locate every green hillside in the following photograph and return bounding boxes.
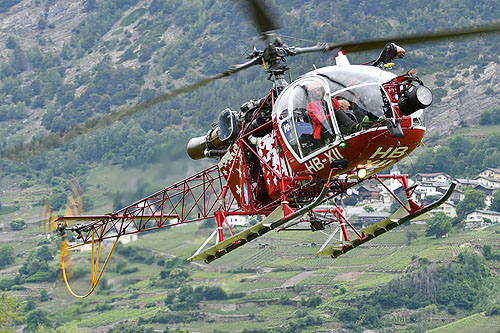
[1,0,500,331]
[1,221,500,331]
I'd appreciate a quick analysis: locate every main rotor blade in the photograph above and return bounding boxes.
[327,21,500,53]
[0,57,262,161]
[239,0,280,37]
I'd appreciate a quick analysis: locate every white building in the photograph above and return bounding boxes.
[475,176,500,189]
[416,172,452,184]
[466,210,500,224]
[226,215,249,226]
[478,168,500,181]
[416,183,443,197]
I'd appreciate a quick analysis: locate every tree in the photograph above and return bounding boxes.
[0,292,25,332]
[39,289,50,302]
[37,17,47,30]
[483,245,492,259]
[363,205,374,213]
[456,189,486,218]
[5,37,17,49]
[0,245,15,269]
[25,310,52,332]
[490,189,500,213]
[10,46,27,73]
[406,231,418,244]
[10,219,26,231]
[426,212,452,238]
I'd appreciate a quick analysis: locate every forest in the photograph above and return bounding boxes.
[1,0,500,331]
[0,0,499,184]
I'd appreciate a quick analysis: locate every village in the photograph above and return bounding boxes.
[346,166,500,229]
[222,167,500,231]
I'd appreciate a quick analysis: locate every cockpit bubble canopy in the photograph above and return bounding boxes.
[275,65,397,161]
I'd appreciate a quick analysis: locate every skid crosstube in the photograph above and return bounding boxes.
[318,181,457,258]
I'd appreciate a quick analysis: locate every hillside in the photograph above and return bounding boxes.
[0,0,498,168]
[1,0,500,331]
[2,217,500,332]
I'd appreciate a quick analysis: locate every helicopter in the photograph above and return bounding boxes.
[43,0,500,297]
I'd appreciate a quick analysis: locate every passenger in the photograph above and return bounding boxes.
[336,97,379,131]
[332,97,361,134]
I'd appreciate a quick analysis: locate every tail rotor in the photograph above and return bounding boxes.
[40,179,85,281]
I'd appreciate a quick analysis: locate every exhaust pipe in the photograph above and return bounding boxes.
[187,109,239,160]
[187,127,226,160]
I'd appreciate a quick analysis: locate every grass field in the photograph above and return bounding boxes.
[2,160,500,332]
[428,313,500,333]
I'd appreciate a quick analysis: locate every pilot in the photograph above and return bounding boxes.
[306,82,334,140]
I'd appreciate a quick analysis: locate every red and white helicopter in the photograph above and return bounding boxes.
[49,0,500,297]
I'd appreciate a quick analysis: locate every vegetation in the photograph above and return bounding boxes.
[18,244,57,283]
[405,134,500,177]
[0,0,498,186]
[0,0,500,331]
[479,107,500,126]
[371,252,496,311]
[0,218,498,331]
[483,245,500,261]
[0,0,21,14]
[9,218,26,230]
[0,245,15,269]
[490,189,500,213]
[0,203,19,216]
[456,189,487,218]
[426,212,452,238]
[0,292,24,332]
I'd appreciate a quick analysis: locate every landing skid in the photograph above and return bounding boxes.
[317,181,456,258]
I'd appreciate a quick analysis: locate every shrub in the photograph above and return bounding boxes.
[0,245,15,269]
[486,304,500,316]
[25,271,55,283]
[9,219,26,230]
[0,279,16,290]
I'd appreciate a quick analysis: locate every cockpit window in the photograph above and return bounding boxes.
[277,78,343,160]
[275,66,396,161]
[331,83,386,120]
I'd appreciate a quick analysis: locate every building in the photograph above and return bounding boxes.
[415,172,452,184]
[414,172,454,201]
[355,211,390,227]
[431,201,456,218]
[416,182,443,197]
[455,178,478,190]
[449,187,464,202]
[474,184,499,197]
[226,215,249,226]
[475,176,500,190]
[466,209,500,224]
[358,185,381,201]
[478,168,500,181]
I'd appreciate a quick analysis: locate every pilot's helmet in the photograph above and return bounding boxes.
[306,81,325,99]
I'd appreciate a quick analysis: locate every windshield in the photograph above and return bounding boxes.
[276,77,342,160]
[331,83,386,119]
[274,66,397,161]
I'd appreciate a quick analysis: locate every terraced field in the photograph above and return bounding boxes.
[3,206,500,332]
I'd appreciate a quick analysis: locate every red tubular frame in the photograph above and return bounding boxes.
[59,165,234,244]
[59,88,315,247]
[59,89,424,259]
